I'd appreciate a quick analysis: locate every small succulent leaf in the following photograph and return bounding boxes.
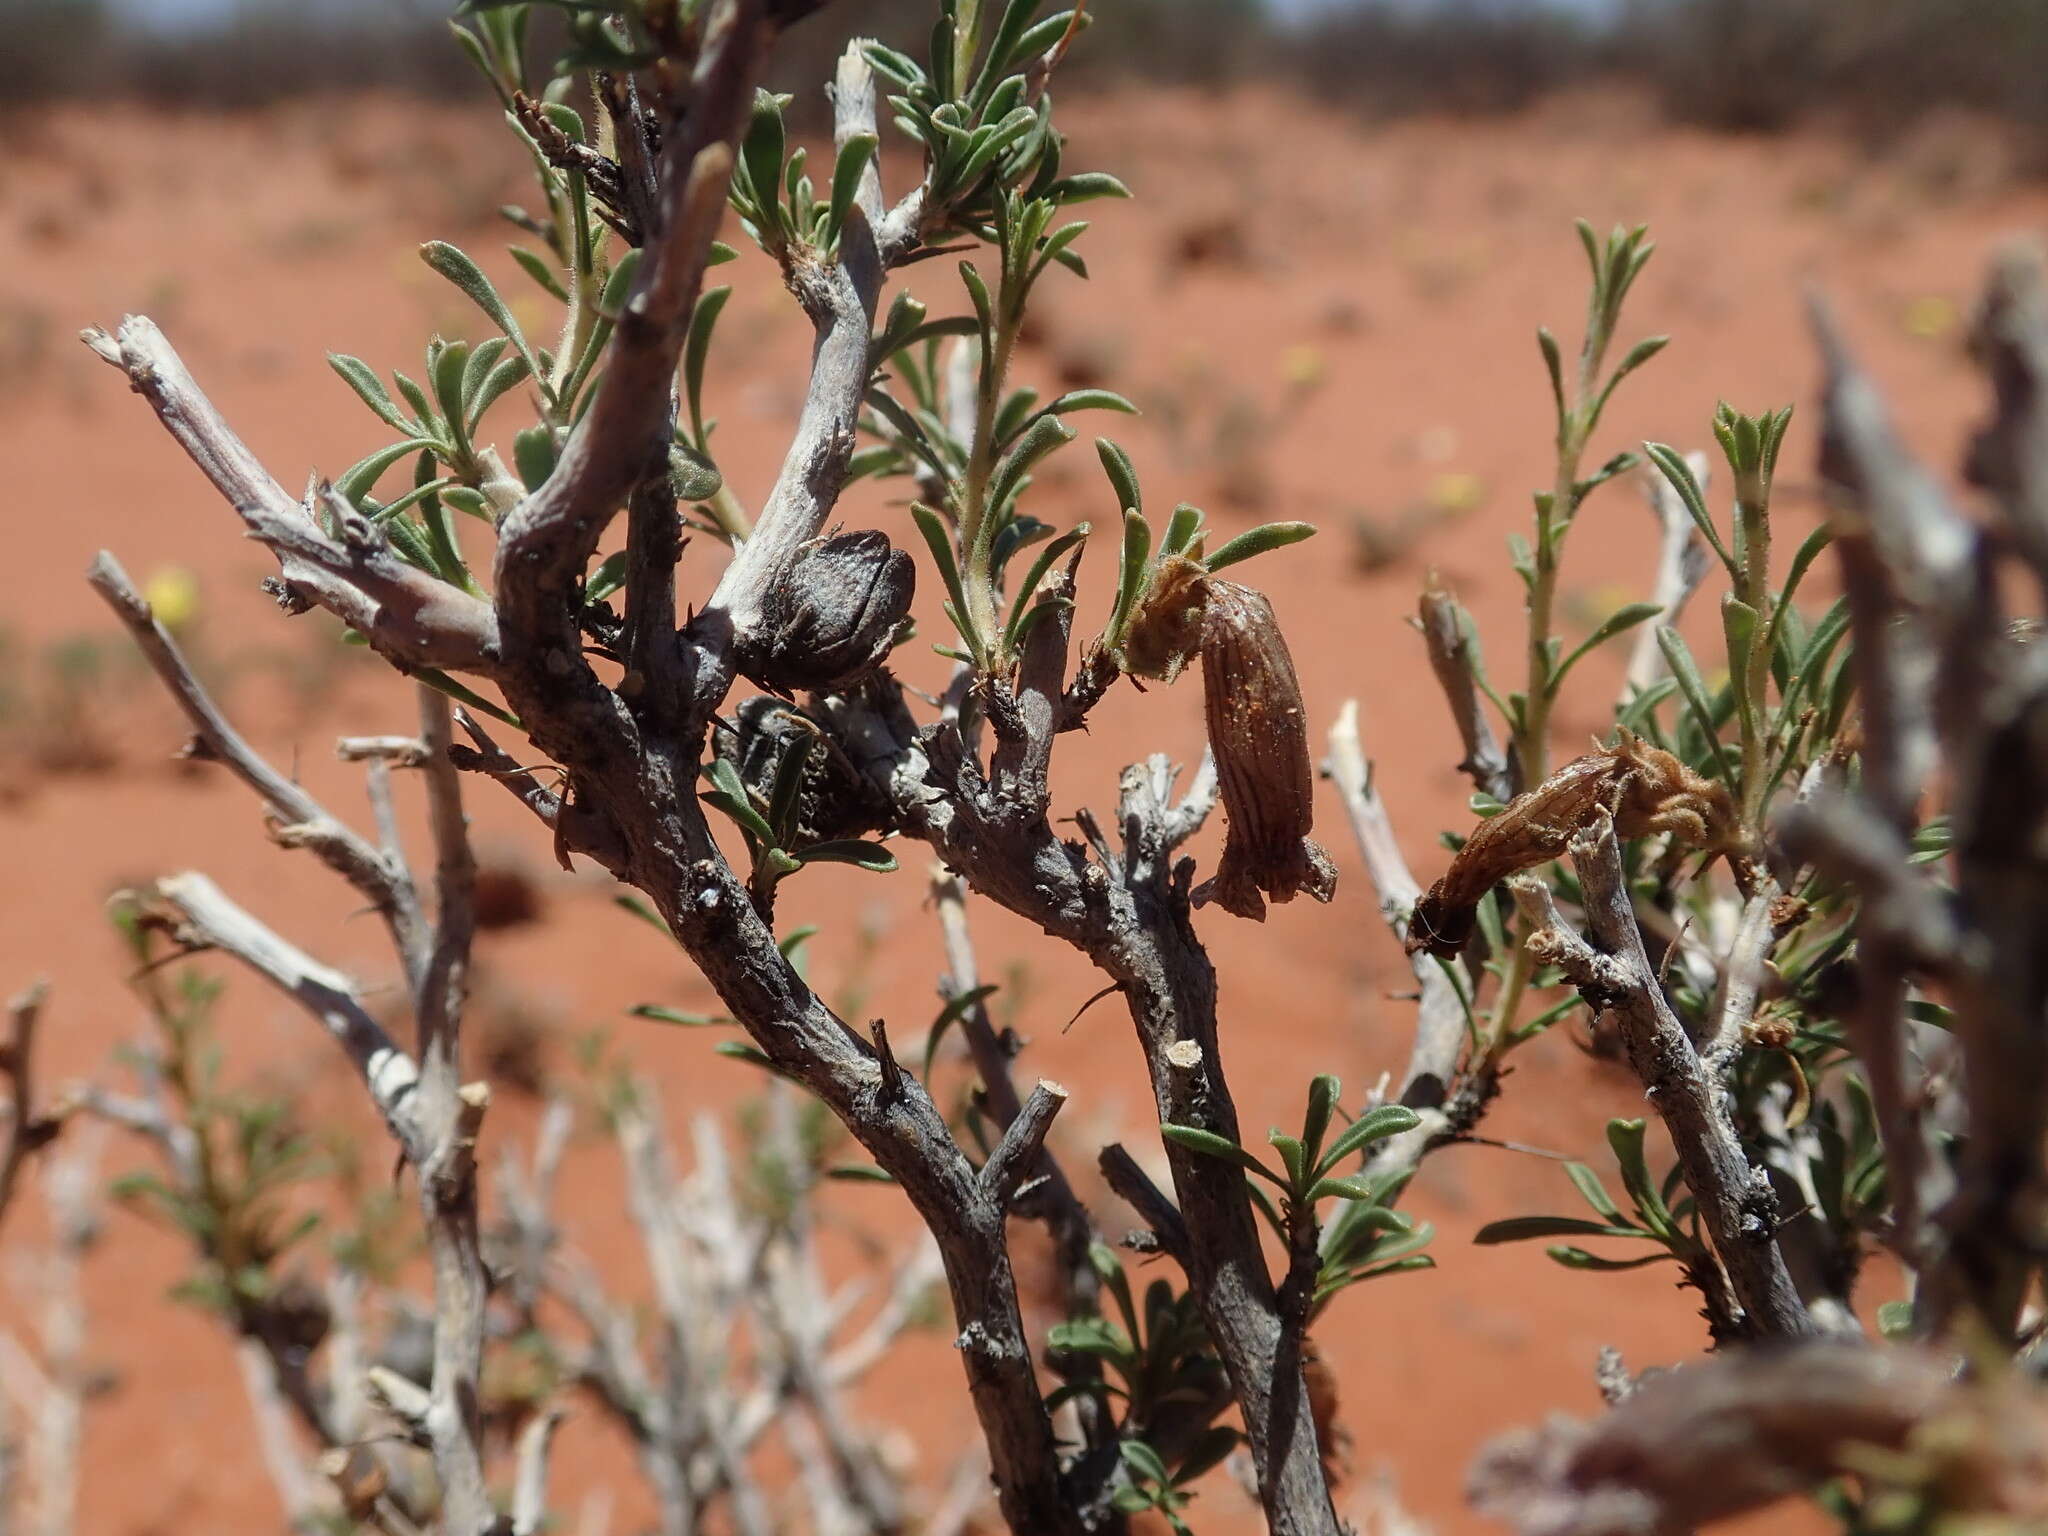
[1203,521,1317,573]
[794,840,899,873]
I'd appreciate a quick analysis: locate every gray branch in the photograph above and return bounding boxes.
[88,552,432,974]
[78,325,499,674]
[1510,815,1815,1340]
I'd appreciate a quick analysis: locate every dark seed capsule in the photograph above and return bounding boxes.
[756,529,914,693]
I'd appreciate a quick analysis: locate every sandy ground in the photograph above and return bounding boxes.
[1,73,2037,1535]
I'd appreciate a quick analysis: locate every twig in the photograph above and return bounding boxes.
[702,40,889,681]
[336,737,432,766]
[236,1338,325,1524]
[1098,1144,1191,1266]
[511,1408,566,1536]
[1621,452,1713,704]
[494,0,768,664]
[78,332,499,674]
[980,1080,1069,1208]
[1468,1343,2018,1536]
[1510,815,1815,1341]
[0,982,50,1236]
[140,872,426,1164]
[1324,701,1469,1154]
[1418,580,1514,801]
[88,553,431,975]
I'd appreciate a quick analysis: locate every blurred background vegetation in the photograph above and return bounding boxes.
[11,0,2048,166]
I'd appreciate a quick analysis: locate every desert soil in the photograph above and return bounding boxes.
[2,76,2036,1535]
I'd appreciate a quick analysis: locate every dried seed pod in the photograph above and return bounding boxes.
[1119,553,1210,682]
[716,694,892,843]
[1407,729,1743,959]
[755,528,914,693]
[1191,578,1338,921]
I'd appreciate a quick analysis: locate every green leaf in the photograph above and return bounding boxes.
[1606,1117,1673,1235]
[911,502,984,661]
[988,413,1077,516]
[509,244,570,303]
[414,668,519,729]
[1047,1315,1135,1363]
[1269,1132,1307,1190]
[584,550,629,604]
[1655,626,1737,785]
[419,240,545,394]
[1316,1104,1421,1173]
[1096,436,1141,517]
[1306,1173,1385,1203]
[703,758,774,844]
[1722,593,1760,720]
[338,438,441,508]
[1160,502,1205,559]
[1645,442,1738,581]
[614,893,673,935]
[923,983,1000,1079]
[1107,507,1152,645]
[1001,524,1089,654]
[1300,1074,1340,1169]
[685,286,732,446]
[1046,171,1131,204]
[741,89,788,232]
[670,442,723,505]
[825,132,879,248]
[1877,1299,1915,1339]
[1536,326,1566,428]
[1564,1161,1625,1222]
[826,1163,896,1183]
[1547,601,1664,699]
[630,1003,727,1027]
[467,353,532,432]
[1473,1215,1655,1245]
[1118,1438,1172,1488]
[1203,521,1316,574]
[1546,1246,1675,1272]
[431,338,474,458]
[795,839,899,873]
[514,425,557,493]
[1159,1123,1282,1185]
[713,1040,781,1073]
[1175,1425,1241,1485]
[329,354,416,433]
[1033,388,1137,422]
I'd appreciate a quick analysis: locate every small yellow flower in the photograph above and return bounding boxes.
[143,567,200,631]
[1280,344,1325,390]
[1903,295,1956,340]
[1428,472,1486,514]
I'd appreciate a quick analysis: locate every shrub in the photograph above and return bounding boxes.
[4,3,2047,1534]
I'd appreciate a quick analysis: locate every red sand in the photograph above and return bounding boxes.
[4,81,2031,1533]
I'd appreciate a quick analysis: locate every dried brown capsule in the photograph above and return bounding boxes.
[1189,578,1338,921]
[1407,729,1743,959]
[755,529,914,693]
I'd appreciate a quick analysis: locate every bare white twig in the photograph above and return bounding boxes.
[511,1408,566,1536]
[88,552,432,974]
[1324,701,1468,1161]
[142,872,426,1162]
[1621,452,1712,704]
[79,331,499,673]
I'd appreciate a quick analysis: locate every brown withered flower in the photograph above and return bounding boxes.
[1408,728,1744,959]
[1122,559,1337,921]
